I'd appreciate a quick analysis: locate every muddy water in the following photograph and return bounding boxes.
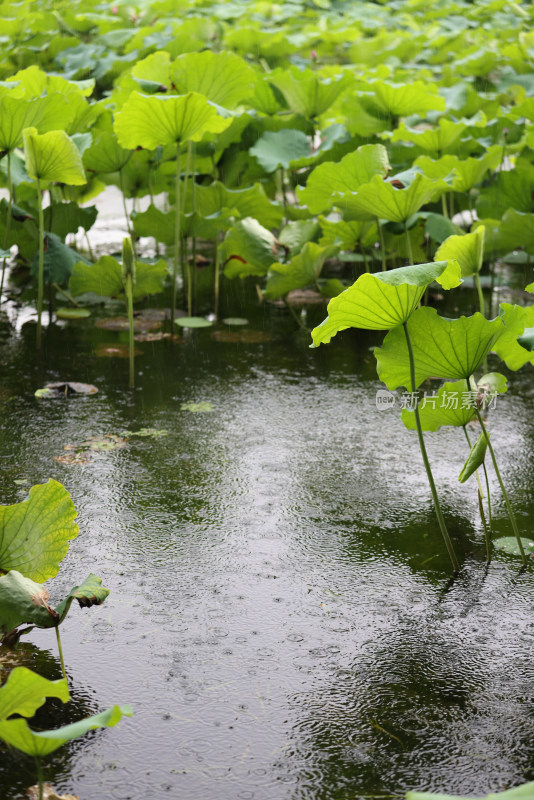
[0,285,534,800]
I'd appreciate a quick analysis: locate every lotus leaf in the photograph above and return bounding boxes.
[364,80,446,118]
[171,51,256,109]
[69,256,167,301]
[434,227,485,277]
[340,173,450,223]
[23,128,86,186]
[406,780,534,799]
[221,218,278,279]
[269,66,352,119]
[250,129,310,173]
[264,243,338,300]
[0,667,69,721]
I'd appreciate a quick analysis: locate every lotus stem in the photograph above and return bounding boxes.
[55,626,67,683]
[463,424,492,561]
[376,217,386,271]
[468,376,527,564]
[403,321,459,570]
[474,272,485,317]
[126,275,134,390]
[404,220,414,266]
[441,193,449,219]
[119,167,133,240]
[214,233,220,319]
[35,757,44,800]
[172,141,181,326]
[36,178,44,349]
[1,152,13,300]
[191,142,197,314]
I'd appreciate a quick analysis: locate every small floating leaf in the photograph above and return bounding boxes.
[180,401,213,413]
[211,330,271,343]
[95,344,143,358]
[493,538,534,557]
[122,429,168,438]
[222,318,249,326]
[175,317,213,329]
[134,331,174,342]
[95,316,161,332]
[35,382,98,398]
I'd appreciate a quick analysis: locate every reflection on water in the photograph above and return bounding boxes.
[0,289,533,800]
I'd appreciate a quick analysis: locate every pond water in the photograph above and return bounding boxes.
[1,282,534,800]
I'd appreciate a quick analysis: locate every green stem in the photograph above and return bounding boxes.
[468,376,527,564]
[1,152,13,299]
[172,142,181,326]
[53,282,80,307]
[191,142,197,315]
[126,275,134,390]
[35,757,44,800]
[119,168,133,239]
[36,178,44,349]
[55,626,67,683]
[474,272,485,317]
[376,217,386,271]
[403,322,459,570]
[449,191,454,219]
[404,220,414,266]
[214,233,220,319]
[441,193,449,219]
[463,425,491,561]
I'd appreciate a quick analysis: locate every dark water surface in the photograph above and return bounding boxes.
[1,288,534,800]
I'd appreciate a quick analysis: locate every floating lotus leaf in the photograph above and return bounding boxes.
[493,539,534,558]
[95,344,143,358]
[311,260,461,346]
[376,308,504,391]
[297,144,390,214]
[264,243,337,300]
[180,401,213,412]
[222,318,249,326]
[175,317,213,328]
[23,128,86,186]
[406,781,534,800]
[0,480,77,583]
[114,92,231,150]
[211,330,271,343]
[434,227,485,277]
[35,382,97,397]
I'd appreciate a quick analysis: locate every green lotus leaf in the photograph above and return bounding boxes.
[56,308,91,320]
[183,181,283,229]
[311,260,461,345]
[269,66,353,119]
[458,432,488,483]
[175,317,213,329]
[69,256,167,301]
[434,227,485,277]
[376,308,504,391]
[297,144,390,214]
[340,173,449,223]
[220,218,277,279]
[114,92,231,150]
[391,118,468,156]
[0,667,69,721]
[278,220,320,256]
[264,243,338,300]
[493,539,534,558]
[0,480,78,582]
[250,129,310,173]
[0,95,72,153]
[422,212,459,244]
[518,326,534,351]
[477,159,534,220]
[131,50,172,86]
[492,303,534,370]
[31,233,91,285]
[83,130,132,174]
[43,203,97,240]
[497,209,534,255]
[415,147,501,192]
[23,128,86,186]
[0,571,59,635]
[55,573,110,622]
[402,380,475,432]
[171,50,256,109]
[318,217,377,250]
[406,780,534,800]
[0,703,132,757]
[364,80,446,118]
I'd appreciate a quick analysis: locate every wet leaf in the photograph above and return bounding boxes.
[311,261,461,346]
[0,481,77,582]
[175,317,213,329]
[0,702,132,757]
[63,435,128,453]
[35,382,97,398]
[55,574,110,621]
[493,539,534,558]
[55,307,91,320]
[458,433,488,483]
[180,402,213,413]
[0,667,69,721]
[0,572,58,637]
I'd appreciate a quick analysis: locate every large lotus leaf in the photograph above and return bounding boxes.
[278,220,320,256]
[0,571,59,634]
[269,67,353,118]
[0,703,132,757]
[0,95,72,152]
[23,128,86,186]
[70,256,167,300]
[0,667,69,721]
[6,66,94,99]
[477,161,534,220]
[340,173,449,223]
[83,130,132,174]
[186,182,283,229]
[311,260,461,345]
[434,227,484,277]
[405,781,534,800]
[250,129,310,173]
[171,51,256,109]
[318,217,377,250]
[43,204,97,240]
[0,480,78,583]
[496,209,534,255]
[31,234,91,285]
[415,147,501,193]
[391,119,468,155]
[297,144,390,215]
[220,218,278,279]
[376,308,504,391]
[264,243,338,300]
[132,205,182,245]
[402,380,474,432]
[114,92,231,150]
[492,303,534,370]
[363,80,446,117]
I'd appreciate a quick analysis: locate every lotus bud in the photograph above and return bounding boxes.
[122,237,136,286]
